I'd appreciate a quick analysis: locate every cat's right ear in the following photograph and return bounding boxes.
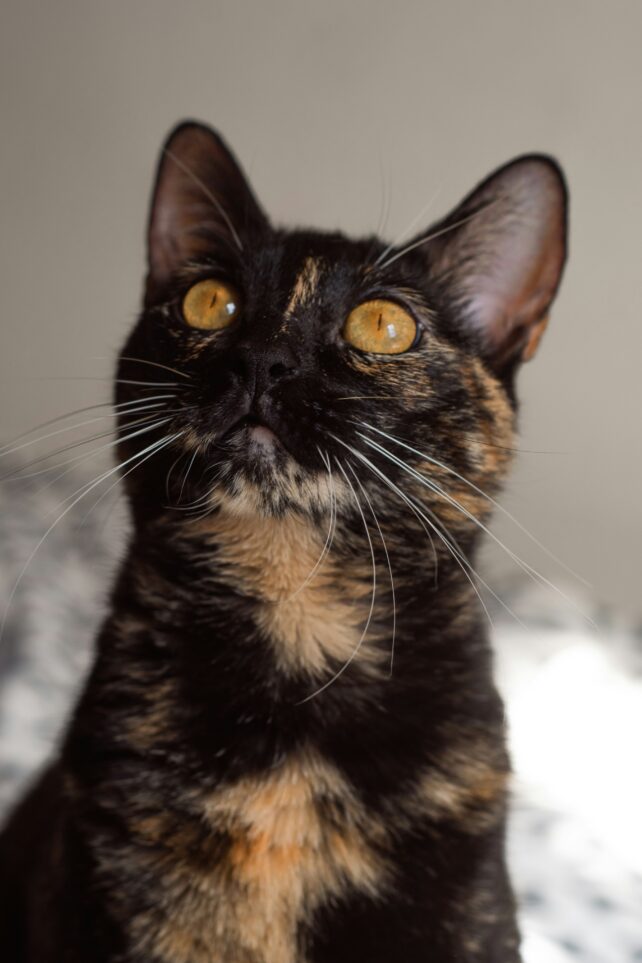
[145,121,269,302]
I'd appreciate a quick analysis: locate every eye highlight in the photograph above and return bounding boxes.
[342,300,418,354]
[182,279,241,330]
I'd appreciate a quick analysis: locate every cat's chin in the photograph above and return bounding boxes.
[247,424,278,449]
[210,443,334,520]
[220,416,283,461]
[223,429,284,475]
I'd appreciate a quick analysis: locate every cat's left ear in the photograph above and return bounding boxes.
[145,121,269,302]
[417,155,568,372]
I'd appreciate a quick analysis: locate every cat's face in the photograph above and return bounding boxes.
[117,123,566,534]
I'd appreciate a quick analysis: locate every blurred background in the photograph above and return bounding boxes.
[0,3,640,961]
[0,0,640,615]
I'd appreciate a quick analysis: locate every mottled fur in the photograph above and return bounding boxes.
[0,122,567,961]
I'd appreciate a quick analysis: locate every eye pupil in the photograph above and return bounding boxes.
[342,300,418,355]
[182,280,241,330]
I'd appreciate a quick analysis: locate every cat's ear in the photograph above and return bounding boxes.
[418,155,567,372]
[146,121,269,301]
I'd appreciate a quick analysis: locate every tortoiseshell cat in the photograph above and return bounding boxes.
[0,121,567,962]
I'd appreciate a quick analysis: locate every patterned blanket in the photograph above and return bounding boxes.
[1,462,640,961]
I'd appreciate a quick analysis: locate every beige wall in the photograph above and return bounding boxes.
[1,0,640,614]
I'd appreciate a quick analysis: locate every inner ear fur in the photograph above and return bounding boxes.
[419,155,568,372]
[145,121,269,302]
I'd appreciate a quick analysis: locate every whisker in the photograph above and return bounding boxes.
[298,458,377,704]
[363,155,392,266]
[182,467,226,521]
[163,149,243,253]
[80,432,182,525]
[359,433,590,628]
[377,202,497,272]
[6,427,160,488]
[22,417,175,492]
[114,380,182,389]
[0,397,174,457]
[40,420,173,515]
[112,356,192,380]
[362,434,534,575]
[168,464,225,514]
[360,421,589,586]
[94,487,125,539]
[347,463,397,678]
[0,430,180,647]
[280,449,337,604]
[167,466,220,512]
[165,451,187,502]
[372,156,391,246]
[334,396,394,402]
[374,185,443,267]
[36,377,183,388]
[329,434,504,630]
[328,433,437,574]
[167,493,214,512]
[177,448,200,504]
[0,405,175,480]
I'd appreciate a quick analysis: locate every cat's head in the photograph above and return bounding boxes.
[117,122,566,537]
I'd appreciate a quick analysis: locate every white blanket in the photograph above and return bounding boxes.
[0,466,640,960]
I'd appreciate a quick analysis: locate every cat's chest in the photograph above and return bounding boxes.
[195,511,382,677]
[123,750,388,963]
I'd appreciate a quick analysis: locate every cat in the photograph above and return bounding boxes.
[0,120,567,962]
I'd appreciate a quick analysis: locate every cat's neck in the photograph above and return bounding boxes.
[70,505,497,797]
[189,509,385,677]
[114,505,485,685]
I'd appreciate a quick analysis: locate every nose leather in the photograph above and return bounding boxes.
[229,342,300,400]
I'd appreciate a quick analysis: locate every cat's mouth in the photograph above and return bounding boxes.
[221,414,281,453]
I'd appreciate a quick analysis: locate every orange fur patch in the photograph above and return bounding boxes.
[133,749,389,963]
[194,511,381,676]
[284,257,322,318]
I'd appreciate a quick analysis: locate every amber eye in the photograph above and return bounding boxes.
[182,279,241,330]
[342,300,418,354]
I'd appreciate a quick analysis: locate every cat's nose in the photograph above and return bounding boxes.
[228,342,300,399]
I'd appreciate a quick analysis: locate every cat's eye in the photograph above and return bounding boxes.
[182,279,241,330]
[342,300,418,354]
